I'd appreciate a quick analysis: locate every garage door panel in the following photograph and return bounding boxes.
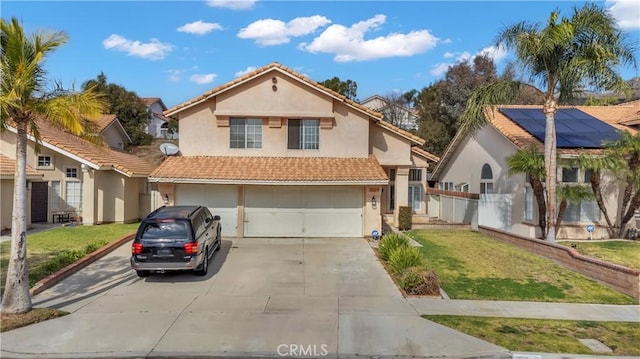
[176,184,238,237]
[244,186,363,237]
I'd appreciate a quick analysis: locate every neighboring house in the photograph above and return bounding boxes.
[432,101,639,239]
[95,114,132,150]
[361,95,419,131]
[0,154,43,230]
[142,97,177,139]
[150,62,439,238]
[0,119,157,228]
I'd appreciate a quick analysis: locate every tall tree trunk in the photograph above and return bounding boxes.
[1,120,33,314]
[530,178,547,238]
[589,170,615,237]
[618,189,640,238]
[544,99,557,241]
[555,199,568,235]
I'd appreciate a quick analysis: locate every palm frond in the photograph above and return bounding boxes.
[458,80,523,135]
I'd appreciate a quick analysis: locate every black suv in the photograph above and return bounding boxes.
[130,205,222,277]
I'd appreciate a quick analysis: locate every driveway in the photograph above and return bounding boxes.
[1,237,508,359]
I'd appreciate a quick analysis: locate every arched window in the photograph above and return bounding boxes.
[480,163,493,194]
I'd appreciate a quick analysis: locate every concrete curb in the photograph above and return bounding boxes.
[29,233,135,296]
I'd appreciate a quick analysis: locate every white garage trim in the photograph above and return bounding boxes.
[244,186,363,237]
[175,184,238,237]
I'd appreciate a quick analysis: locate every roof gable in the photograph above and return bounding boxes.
[6,120,155,177]
[432,102,638,178]
[164,62,424,146]
[0,154,42,180]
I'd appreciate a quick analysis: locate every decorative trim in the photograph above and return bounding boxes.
[268,117,282,128]
[216,115,229,127]
[320,117,333,129]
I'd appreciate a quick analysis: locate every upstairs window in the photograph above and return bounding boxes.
[288,119,319,150]
[480,163,493,194]
[37,155,52,168]
[562,167,579,183]
[230,118,262,149]
[409,169,422,182]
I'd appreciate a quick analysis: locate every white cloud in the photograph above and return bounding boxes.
[238,15,331,46]
[190,73,217,84]
[299,15,439,62]
[607,0,640,29]
[206,0,256,10]
[103,34,172,60]
[177,20,223,35]
[430,46,506,76]
[235,66,258,77]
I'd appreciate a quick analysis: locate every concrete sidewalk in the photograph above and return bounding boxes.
[409,298,640,322]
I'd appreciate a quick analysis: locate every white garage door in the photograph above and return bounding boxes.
[244,186,363,237]
[175,184,238,236]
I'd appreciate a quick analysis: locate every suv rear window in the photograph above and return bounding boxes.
[139,221,190,240]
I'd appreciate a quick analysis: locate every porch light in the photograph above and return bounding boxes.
[371,196,377,208]
[163,194,169,205]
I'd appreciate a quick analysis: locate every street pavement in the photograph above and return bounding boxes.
[1,237,512,359]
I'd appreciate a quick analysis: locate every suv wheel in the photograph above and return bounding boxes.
[136,270,150,278]
[195,249,208,276]
[215,229,222,252]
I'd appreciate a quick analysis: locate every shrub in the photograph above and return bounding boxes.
[399,267,441,296]
[398,206,412,231]
[388,245,424,275]
[378,233,409,261]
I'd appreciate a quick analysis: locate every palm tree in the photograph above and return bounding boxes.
[506,145,546,237]
[459,3,637,241]
[555,184,595,235]
[0,18,105,314]
[593,131,640,238]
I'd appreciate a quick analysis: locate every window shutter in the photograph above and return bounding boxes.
[288,119,300,149]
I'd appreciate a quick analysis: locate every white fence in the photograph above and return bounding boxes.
[427,190,478,230]
[478,194,513,231]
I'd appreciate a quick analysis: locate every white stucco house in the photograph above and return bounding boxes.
[142,97,177,139]
[361,95,419,131]
[432,101,639,239]
[150,63,439,238]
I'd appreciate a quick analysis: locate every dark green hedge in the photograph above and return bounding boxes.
[398,206,412,231]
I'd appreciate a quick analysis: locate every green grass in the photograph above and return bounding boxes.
[406,229,637,304]
[0,223,138,295]
[424,315,640,356]
[560,240,640,269]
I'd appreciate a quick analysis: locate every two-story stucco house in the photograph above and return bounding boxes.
[1,118,157,229]
[150,63,438,238]
[143,97,177,139]
[432,101,639,239]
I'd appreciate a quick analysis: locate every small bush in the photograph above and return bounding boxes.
[398,206,412,231]
[400,267,441,296]
[388,245,424,275]
[378,233,409,261]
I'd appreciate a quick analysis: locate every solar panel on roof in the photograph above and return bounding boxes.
[499,108,621,148]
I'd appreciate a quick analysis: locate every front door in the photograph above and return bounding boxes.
[31,182,48,222]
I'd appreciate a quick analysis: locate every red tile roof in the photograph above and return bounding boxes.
[0,154,42,179]
[7,119,156,177]
[94,114,117,132]
[411,147,440,162]
[150,155,388,184]
[163,62,425,145]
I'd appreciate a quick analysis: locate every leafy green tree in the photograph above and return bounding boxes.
[82,73,152,146]
[414,85,450,156]
[459,3,636,241]
[318,76,358,101]
[507,145,547,237]
[0,18,105,313]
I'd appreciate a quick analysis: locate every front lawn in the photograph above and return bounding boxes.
[0,223,139,295]
[424,315,640,356]
[559,240,640,269]
[406,230,636,304]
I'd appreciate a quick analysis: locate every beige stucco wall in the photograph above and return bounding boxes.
[364,186,382,237]
[95,171,124,223]
[369,124,412,166]
[177,73,370,158]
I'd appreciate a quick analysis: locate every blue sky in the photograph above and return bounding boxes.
[4,1,640,108]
